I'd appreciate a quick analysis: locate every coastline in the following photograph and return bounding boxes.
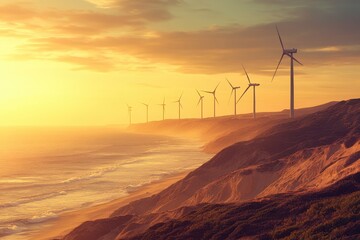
[31,171,189,240]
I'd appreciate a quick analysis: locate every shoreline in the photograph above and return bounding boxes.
[30,171,190,240]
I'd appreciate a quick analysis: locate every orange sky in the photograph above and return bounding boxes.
[0,0,359,126]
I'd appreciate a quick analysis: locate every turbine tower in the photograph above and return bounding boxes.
[226,78,241,116]
[196,90,204,119]
[272,26,303,119]
[159,98,166,121]
[141,103,149,123]
[127,104,132,125]
[174,93,183,120]
[203,82,220,118]
[237,66,260,119]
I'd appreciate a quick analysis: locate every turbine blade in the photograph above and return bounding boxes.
[242,65,251,84]
[272,54,285,82]
[292,56,303,66]
[215,96,219,104]
[214,82,221,92]
[180,92,183,100]
[197,98,201,106]
[228,89,234,104]
[196,89,202,97]
[237,85,251,103]
[203,90,212,94]
[276,25,285,50]
[226,78,234,89]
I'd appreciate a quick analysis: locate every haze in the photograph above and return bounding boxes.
[0,0,359,126]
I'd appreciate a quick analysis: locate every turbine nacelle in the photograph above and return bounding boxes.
[284,48,297,54]
[250,83,260,87]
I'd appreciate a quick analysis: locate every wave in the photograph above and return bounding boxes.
[61,158,141,184]
[27,211,57,224]
[0,211,57,238]
[0,224,22,237]
[62,165,120,184]
[0,191,67,209]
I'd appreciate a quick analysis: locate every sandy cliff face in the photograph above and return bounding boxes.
[186,140,360,206]
[63,99,359,240]
[114,99,360,216]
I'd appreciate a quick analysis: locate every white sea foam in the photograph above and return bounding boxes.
[62,164,120,184]
[0,191,67,208]
[27,211,57,224]
[0,225,22,237]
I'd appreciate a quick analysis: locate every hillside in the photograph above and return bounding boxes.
[114,99,359,215]
[62,99,359,240]
[129,172,360,240]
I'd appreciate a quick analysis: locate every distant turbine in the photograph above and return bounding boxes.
[174,93,183,120]
[141,103,149,123]
[226,78,241,116]
[272,26,303,119]
[127,104,132,125]
[203,82,220,118]
[196,90,204,119]
[237,66,260,119]
[158,98,166,120]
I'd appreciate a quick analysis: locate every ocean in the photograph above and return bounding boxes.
[0,127,211,239]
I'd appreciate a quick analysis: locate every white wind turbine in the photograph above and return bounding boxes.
[237,66,260,119]
[127,104,132,125]
[226,78,241,116]
[174,93,183,120]
[203,82,220,118]
[196,90,204,119]
[141,102,149,123]
[272,26,303,119]
[158,98,166,121]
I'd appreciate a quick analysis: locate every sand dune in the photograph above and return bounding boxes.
[62,99,359,240]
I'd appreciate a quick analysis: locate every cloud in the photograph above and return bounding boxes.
[85,0,180,21]
[56,55,116,71]
[2,1,360,74]
[303,47,342,53]
[0,1,179,36]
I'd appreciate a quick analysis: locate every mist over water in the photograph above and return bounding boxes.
[0,127,211,239]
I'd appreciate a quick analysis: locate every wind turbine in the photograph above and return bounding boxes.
[237,66,260,119]
[127,104,132,125]
[203,82,220,118]
[141,103,149,123]
[158,98,166,121]
[196,90,204,119]
[272,26,303,119]
[174,93,183,120]
[226,78,241,116]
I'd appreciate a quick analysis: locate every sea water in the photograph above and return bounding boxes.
[0,127,211,239]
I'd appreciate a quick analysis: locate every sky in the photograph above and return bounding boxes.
[0,0,359,126]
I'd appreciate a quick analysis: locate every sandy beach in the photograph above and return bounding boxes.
[31,172,189,240]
